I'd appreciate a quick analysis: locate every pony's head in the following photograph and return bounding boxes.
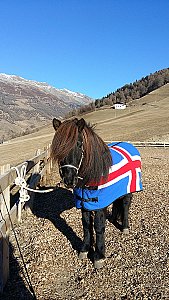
[51,118,85,188]
[51,118,112,188]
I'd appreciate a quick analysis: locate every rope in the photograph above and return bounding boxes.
[12,166,57,204]
[12,166,30,203]
[0,185,37,299]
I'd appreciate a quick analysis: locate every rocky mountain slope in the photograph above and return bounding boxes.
[0,74,93,141]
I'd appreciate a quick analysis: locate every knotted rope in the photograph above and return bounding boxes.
[12,165,30,203]
[12,165,57,203]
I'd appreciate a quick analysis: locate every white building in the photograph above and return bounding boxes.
[113,103,126,109]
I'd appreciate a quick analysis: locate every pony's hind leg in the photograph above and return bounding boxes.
[94,208,106,269]
[79,209,94,259]
[112,194,132,234]
[112,199,122,225]
[122,193,132,234]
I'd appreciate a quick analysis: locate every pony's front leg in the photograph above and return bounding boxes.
[94,208,106,269]
[79,209,93,259]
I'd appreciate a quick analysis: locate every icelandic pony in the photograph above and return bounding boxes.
[51,118,142,269]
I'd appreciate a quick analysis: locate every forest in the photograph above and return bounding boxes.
[66,68,169,117]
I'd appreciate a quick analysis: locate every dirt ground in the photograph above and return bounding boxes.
[1,87,169,299]
[2,147,169,300]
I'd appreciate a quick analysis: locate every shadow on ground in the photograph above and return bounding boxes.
[2,243,35,300]
[32,186,83,253]
[2,186,83,300]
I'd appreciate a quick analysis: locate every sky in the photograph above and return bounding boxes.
[0,0,169,99]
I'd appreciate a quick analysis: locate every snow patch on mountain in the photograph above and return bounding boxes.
[0,73,92,102]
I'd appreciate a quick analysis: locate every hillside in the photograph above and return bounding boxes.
[0,74,93,142]
[0,83,169,167]
[65,68,169,118]
[97,68,169,107]
[84,83,169,142]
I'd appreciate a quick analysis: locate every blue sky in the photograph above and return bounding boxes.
[0,0,169,99]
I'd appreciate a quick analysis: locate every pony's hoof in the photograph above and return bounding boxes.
[79,251,88,259]
[94,259,105,269]
[123,228,129,234]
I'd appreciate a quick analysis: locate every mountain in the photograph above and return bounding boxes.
[0,74,93,141]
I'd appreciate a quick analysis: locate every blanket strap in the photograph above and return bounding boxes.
[76,195,98,203]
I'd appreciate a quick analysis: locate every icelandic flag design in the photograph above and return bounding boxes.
[74,142,143,211]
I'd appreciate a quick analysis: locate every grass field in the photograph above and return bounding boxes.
[0,83,169,166]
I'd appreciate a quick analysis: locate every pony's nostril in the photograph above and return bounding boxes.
[63,177,74,188]
[63,177,69,186]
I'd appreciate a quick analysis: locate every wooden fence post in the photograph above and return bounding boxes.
[17,199,22,223]
[0,164,10,293]
[46,144,52,175]
[41,144,51,185]
[24,149,41,213]
[0,164,10,221]
[33,149,41,173]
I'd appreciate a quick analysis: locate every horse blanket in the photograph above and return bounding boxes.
[74,142,143,211]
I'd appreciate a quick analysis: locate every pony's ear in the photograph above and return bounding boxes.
[77,118,86,132]
[53,118,61,130]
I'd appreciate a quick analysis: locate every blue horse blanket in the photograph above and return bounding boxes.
[74,142,143,211]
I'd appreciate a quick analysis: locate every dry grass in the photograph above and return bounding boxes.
[1,84,169,166]
[84,85,169,142]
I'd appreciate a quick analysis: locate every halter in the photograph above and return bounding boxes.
[59,144,84,180]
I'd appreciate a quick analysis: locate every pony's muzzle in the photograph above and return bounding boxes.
[59,163,83,188]
[62,168,78,188]
[63,177,78,189]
